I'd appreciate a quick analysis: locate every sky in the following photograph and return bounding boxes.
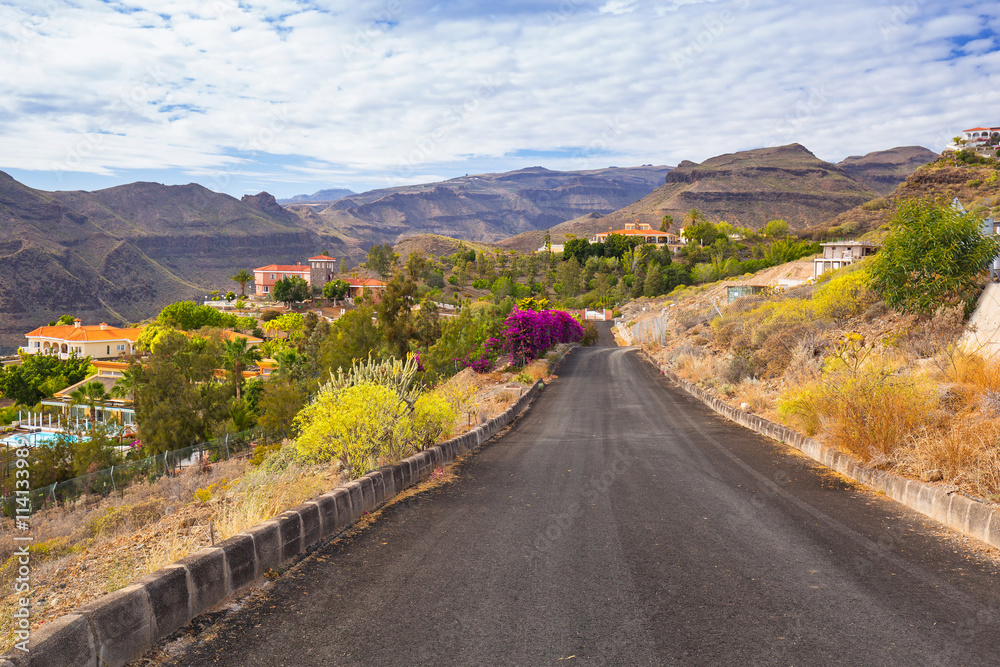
[1,0,999,199]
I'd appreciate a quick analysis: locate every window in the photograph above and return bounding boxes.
[263,286,269,293]
[32,341,40,348]
[270,273,275,280]
[107,345,111,355]
[117,344,126,351]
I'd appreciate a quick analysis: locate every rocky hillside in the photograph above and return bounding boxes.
[0,173,318,353]
[818,151,1000,240]
[497,145,932,252]
[836,146,939,195]
[283,165,672,260]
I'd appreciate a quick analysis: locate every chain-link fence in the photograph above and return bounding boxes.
[1,427,264,517]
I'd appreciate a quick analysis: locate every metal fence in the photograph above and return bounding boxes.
[1,427,264,517]
[624,315,671,346]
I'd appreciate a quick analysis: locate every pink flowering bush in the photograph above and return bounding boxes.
[501,309,584,366]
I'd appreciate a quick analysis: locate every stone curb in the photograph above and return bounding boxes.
[7,380,543,667]
[641,351,1000,552]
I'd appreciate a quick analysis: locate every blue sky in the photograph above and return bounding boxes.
[1,0,999,199]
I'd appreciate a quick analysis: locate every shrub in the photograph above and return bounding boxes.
[777,352,934,461]
[408,392,456,451]
[295,383,409,477]
[867,199,1000,316]
[580,321,600,346]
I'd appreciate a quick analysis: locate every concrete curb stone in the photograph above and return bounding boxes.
[77,584,152,667]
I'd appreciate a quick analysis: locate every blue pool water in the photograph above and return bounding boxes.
[0,432,80,447]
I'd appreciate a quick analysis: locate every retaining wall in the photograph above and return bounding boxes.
[2,381,543,667]
[642,351,1000,552]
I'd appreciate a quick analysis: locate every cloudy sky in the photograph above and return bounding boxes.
[1,0,998,198]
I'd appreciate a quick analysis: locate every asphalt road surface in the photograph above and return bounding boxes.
[164,328,1000,666]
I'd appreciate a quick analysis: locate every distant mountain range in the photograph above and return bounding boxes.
[496,144,937,252]
[0,145,936,353]
[278,188,357,204]
[283,165,673,259]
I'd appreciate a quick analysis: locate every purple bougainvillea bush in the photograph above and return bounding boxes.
[501,309,584,366]
[454,309,583,374]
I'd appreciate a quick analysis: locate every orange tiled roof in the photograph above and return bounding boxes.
[347,278,387,287]
[25,324,142,343]
[965,127,997,132]
[216,330,263,344]
[254,264,311,272]
[598,229,677,237]
[307,255,335,261]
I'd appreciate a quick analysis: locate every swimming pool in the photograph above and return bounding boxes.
[0,432,80,447]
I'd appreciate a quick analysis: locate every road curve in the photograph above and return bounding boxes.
[164,332,1000,666]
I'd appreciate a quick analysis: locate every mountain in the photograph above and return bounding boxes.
[282,166,672,260]
[278,188,357,204]
[836,146,939,195]
[496,144,911,252]
[0,173,320,353]
[818,152,1000,240]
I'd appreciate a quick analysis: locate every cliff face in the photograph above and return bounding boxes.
[836,146,939,196]
[0,174,320,353]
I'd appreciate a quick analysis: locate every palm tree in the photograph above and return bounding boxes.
[69,381,111,423]
[230,269,254,298]
[223,336,263,401]
[110,366,142,406]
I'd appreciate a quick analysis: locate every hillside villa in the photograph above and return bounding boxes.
[591,223,683,251]
[253,255,387,301]
[21,320,142,360]
[946,126,1000,154]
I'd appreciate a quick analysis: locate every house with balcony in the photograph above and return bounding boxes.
[814,241,879,279]
[591,223,683,251]
[21,320,142,360]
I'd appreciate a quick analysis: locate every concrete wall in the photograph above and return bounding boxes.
[2,382,543,667]
[642,351,1000,552]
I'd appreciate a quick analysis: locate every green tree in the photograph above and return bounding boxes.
[257,379,307,441]
[230,269,255,298]
[28,436,75,487]
[223,336,263,401]
[0,353,92,406]
[377,272,418,357]
[158,301,236,330]
[323,279,350,301]
[682,220,720,247]
[643,261,665,297]
[660,214,674,233]
[868,200,1000,315]
[556,257,583,298]
[405,251,429,281]
[762,219,789,238]
[272,276,310,307]
[366,243,399,278]
[133,331,230,454]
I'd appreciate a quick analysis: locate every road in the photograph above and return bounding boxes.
[164,329,1000,666]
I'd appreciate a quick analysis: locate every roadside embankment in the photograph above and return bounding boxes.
[641,350,1000,553]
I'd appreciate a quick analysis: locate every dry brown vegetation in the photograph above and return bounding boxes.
[630,262,1000,507]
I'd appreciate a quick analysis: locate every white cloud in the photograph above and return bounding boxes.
[1,0,999,196]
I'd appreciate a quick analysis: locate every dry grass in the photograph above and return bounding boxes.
[897,418,1000,500]
[735,379,772,416]
[674,351,716,383]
